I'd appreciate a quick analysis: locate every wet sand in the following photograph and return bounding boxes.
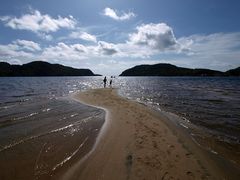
[66,88,227,180]
[0,99,105,180]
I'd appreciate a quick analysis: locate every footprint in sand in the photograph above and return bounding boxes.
[166,145,175,155]
[186,171,195,179]
[174,154,180,163]
[152,141,158,148]
[162,172,174,180]
[185,152,192,157]
[126,154,133,167]
[137,138,143,144]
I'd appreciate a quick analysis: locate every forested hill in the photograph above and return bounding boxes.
[120,63,240,76]
[0,61,98,76]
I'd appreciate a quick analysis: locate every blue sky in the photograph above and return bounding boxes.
[0,0,240,75]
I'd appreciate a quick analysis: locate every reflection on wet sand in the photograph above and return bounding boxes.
[0,98,105,180]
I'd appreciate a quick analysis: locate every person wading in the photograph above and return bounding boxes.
[103,76,107,88]
[110,78,113,88]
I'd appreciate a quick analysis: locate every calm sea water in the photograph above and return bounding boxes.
[117,77,240,167]
[0,76,239,178]
[0,77,105,179]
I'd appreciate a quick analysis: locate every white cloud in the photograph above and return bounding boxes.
[40,41,118,61]
[69,31,97,42]
[0,39,41,65]
[179,33,240,55]
[13,39,41,51]
[128,23,180,51]
[41,42,89,61]
[37,33,53,41]
[96,23,184,58]
[40,23,187,60]
[103,7,135,21]
[0,42,35,60]
[0,9,76,34]
[40,32,240,73]
[115,43,154,58]
[174,32,240,70]
[97,41,118,55]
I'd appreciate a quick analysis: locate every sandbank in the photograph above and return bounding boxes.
[66,88,226,180]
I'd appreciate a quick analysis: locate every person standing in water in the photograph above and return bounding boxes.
[110,78,113,88]
[103,76,107,88]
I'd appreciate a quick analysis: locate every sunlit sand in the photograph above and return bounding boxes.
[65,88,225,180]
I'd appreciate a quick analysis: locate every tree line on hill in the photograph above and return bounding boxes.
[0,61,239,77]
[0,61,99,76]
[119,63,240,76]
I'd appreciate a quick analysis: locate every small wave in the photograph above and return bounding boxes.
[0,104,16,110]
[0,99,25,105]
[52,137,89,171]
[50,124,74,133]
[14,112,38,120]
[70,113,78,118]
[0,126,70,153]
[190,135,202,147]
[0,134,40,152]
[0,112,39,128]
[180,123,189,129]
[11,93,38,98]
[210,150,218,155]
[198,98,225,104]
[0,115,98,152]
[42,108,51,112]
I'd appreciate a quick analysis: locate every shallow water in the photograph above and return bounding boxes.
[0,77,105,179]
[116,77,240,167]
[0,76,239,179]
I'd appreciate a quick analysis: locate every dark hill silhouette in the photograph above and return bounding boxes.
[120,63,239,76]
[0,61,98,76]
[225,67,240,76]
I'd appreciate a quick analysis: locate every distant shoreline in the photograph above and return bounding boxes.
[1,61,239,77]
[0,61,100,76]
[120,63,240,76]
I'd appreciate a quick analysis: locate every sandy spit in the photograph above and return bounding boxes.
[63,88,224,180]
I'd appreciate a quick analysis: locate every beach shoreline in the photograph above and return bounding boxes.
[61,87,238,180]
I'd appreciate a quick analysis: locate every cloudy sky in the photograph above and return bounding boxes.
[0,0,240,75]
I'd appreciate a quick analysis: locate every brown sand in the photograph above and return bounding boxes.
[65,88,224,180]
